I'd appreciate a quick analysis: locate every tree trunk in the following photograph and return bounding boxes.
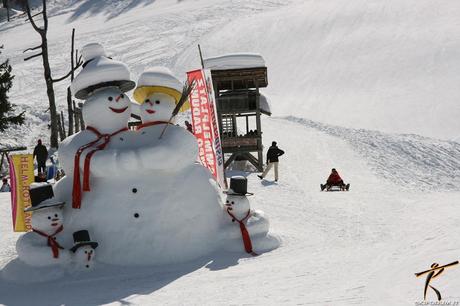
[67,87,74,135]
[39,32,59,148]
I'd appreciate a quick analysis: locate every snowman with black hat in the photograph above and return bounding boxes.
[222,176,279,255]
[16,184,71,267]
[224,176,253,222]
[70,230,98,271]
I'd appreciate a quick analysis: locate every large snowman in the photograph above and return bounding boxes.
[55,44,279,266]
[54,46,224,265]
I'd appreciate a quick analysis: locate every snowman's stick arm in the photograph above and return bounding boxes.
[158,79,196,139]
[158,115,174,139]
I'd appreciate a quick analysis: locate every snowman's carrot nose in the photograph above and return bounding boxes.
[115,95,122,102]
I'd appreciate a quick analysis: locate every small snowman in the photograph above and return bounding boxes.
[220,176,280,255]
[16,184,71,267]
[224,176,257,255]
[70,230,98,271]
[224,176,253,222]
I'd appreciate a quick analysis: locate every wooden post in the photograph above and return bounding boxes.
[67,87,74,135]
[60,110,66,138]
[78,103,85,129]
[4,0,9,22]
[73,101,79,132]
[198,44,205,69]
[67,28,76,136]
[254,79,263,171]
[0,152,5,173]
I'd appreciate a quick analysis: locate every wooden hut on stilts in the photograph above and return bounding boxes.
[204,53,271,172]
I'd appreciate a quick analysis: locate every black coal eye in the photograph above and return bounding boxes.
[145,99,150,103]
[155,100,160,104]
[84,250,88,254]
[231,201,234,204]
[54,214,58,217]
[48,216,51,220]
[120,94,124,98]
[108,96,113,101]
[226,200,229,203]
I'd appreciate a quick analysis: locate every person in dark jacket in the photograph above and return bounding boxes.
[33,139,48,174]
[258,141,285,182]
[321,168,349,191]
[0,178,11,192]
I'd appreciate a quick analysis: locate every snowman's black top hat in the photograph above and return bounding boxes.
[25,184,65,212]
[225,176,254,196]
[70,230,99,253]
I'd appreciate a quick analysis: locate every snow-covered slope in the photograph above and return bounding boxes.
[1,0,460,305]
[1,117,460,305]
[177,0,460,141]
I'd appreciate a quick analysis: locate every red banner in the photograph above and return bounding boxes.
[187,69,225,188]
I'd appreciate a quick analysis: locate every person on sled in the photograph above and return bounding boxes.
[321,168,350,191]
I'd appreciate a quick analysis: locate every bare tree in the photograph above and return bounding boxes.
[22,0,82,148]
[66,28,79,136]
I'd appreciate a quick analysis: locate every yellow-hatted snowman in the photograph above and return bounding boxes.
[133,67,198,166]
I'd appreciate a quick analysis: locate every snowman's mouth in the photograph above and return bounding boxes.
[146,109,156,114]
[109,106,128,113]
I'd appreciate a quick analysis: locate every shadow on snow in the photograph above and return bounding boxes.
[0,250,249,306]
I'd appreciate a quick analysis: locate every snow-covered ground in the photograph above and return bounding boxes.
[1,117,459,305]
[1,0,460,305]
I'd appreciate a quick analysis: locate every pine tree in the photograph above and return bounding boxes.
[0,46,25,132]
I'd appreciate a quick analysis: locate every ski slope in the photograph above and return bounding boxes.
[1,0,460,305]
[1,117,460,305]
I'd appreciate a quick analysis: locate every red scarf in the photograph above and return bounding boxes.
[32,225,64,258]
[136,121,171,130]
[226,208,258,256]
[72,126,128,209]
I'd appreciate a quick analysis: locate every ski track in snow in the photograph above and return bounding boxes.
[283,116,460,192]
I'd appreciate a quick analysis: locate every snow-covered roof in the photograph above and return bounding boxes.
[204,53,266,70]
[260,93,271,116]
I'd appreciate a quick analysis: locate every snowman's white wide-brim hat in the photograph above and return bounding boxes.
[71,43,136,100]
[133,67,190,112]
